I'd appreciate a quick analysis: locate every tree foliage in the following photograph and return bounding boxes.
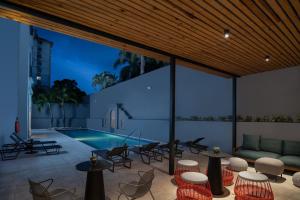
[32,79,87,127]
[92,71,117,90]
[113,50,168,81]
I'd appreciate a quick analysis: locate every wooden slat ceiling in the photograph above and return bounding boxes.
[0,0,299,78]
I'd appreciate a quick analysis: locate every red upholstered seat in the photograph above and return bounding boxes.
[222,168,234,186]
[234,172,274,200]
[177,184,212,200]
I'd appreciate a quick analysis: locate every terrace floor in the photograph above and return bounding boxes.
[0,129,299,200]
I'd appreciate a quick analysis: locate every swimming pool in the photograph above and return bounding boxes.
[58,129,150,150]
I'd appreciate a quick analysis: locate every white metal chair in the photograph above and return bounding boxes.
[28,178,79,200]
[118,168,155,200]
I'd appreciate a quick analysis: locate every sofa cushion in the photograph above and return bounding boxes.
[283,140,300,156]
[235,149,280,160]
[260,137,282,154]
[279,156,300,168]
[242,134,260,151]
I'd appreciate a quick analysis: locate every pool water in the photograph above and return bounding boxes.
[58,129,150,150]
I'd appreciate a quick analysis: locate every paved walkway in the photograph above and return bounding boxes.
[0,129,299,200]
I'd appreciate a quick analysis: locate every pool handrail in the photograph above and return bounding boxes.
[122,128,138,145]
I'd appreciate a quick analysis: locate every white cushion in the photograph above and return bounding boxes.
[293,172,300,187]
[221,159,230,166]
[177,160,198,167]
[255,157,284,176]
[239,171,268,182]
[181,172,208,184]
[229,157,248,172]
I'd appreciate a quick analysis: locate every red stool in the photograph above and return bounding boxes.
[222,168,234,186]
[175,160,199,186]
[177,184,212,200]
[234,171,274,200]
[221,159,234,186]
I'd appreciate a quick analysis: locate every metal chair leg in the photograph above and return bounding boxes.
[149,190,155,200]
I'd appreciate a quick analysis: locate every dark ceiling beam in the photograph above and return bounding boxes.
[0,0,239,77]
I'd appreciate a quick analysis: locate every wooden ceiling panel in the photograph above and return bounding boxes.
[0,0,299,77]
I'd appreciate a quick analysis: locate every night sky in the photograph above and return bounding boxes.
[35,27,122,94]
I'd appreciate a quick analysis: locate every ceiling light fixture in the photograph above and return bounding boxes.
[224,29,230,39]
[265,56,270,62]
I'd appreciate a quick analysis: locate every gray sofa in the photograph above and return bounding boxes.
[234,134,300,171]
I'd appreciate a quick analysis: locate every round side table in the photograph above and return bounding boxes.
[234,171,274,200]
[76,160,112,200]
[175,160,199,186]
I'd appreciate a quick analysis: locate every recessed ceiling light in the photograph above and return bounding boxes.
[146,86,151,90]
[224,29,230,39]
[265,56,270,62]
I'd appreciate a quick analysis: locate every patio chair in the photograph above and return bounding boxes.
[92,145,132,172]
[130,142,162,164]
[28,178,79,200]
[186,137,208,154]
[118,168,155,200]
[159,139,183,158]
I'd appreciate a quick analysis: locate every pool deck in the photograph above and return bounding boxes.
[0,129,299,200]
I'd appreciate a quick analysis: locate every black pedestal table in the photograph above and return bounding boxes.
[76,160,111,200]
[201,151,229,196]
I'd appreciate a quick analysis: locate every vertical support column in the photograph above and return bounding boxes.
[116,103,120,129]
[169,57,176,175]
[232,77,237,153]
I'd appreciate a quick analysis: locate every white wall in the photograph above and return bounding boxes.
[237,66,300,143]
[88,65,233,152]
[0,18,31,144]
[18,23,31,140]
[237,66,300,118]
[237,122,300,146]
[176,121,232,152]
[31,103,89,129]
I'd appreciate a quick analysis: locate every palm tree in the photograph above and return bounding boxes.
[92,71,117,90]
[32,87,54,128]
[113,51,140,81]
[52,79,86,127]
[33,92,48,112]
[113,50,168,81]
[47,89,56,128]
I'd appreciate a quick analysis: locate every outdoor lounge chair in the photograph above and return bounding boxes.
[159,139,183,158]
[1,134,61,160]
[92,145,132,172]
[9,134,62,154]
[0,137,26,160]
[130,142,162,164]
[13,132,57,145]
[28,178,79,200]
[118,168,155,200]
[186,137,208,154]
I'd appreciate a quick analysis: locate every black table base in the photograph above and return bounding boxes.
[85,171,105,200]
[76,160,111,200]
[207,157,223,195]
